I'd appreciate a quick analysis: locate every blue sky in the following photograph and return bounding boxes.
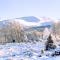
[0,0,60,20]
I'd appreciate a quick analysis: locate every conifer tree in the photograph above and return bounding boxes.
[45,34,56,50]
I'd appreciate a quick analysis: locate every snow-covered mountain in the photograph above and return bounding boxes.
[19,16,40,22]
[0,16,59,28]
[16,16,52,27]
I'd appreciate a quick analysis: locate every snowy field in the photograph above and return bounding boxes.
[0,42,59,60]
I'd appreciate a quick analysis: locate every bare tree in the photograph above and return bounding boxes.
[7,20,24,43]
[0,20,25,43]
[52,21,60,37]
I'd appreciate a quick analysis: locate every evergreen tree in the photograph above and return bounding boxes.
[45,34,56,50]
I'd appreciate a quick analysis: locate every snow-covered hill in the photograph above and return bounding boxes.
[0,16,60,31]
[0,16,52,27]
[16,16,53,27]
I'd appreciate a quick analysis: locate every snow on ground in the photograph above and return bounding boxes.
[0,42,59,60]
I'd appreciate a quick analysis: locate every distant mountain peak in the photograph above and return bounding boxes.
[16,16,40,22]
